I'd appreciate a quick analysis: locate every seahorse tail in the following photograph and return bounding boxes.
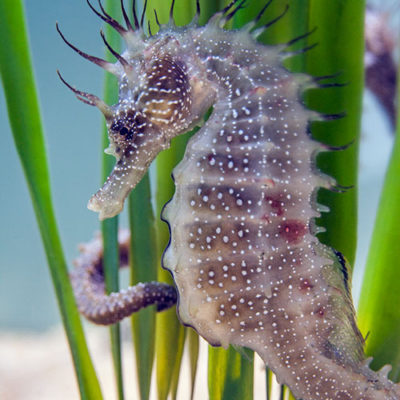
[70,230,177,325]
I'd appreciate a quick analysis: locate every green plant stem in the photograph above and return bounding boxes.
[170,327,187,400]
[155,133,189,400]
[239,0,365,264]
[358,66,400,381]
[188,328,200,399]
[101,1,124,398]
[208,346,253,400]
[0,1,103,398]
[304,0,365,266]
[128,172,158,400]
[266,369,271,400]
[148,0,196,32]
[148,2,200,399]
[208,347,230,400]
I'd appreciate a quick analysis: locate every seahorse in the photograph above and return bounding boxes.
[59,1,400,399]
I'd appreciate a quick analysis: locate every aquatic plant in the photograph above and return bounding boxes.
[1,0,399,399]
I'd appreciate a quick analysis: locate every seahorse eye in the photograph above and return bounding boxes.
[120,127,129,136]
[108,108,148,146]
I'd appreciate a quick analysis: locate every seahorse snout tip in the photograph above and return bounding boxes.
[87,194,123,221]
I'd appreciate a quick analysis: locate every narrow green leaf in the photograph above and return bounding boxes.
[281,385,293,400]
[155,133,190,400]
[148,0,196,32]
[170,327,187,399]
[129,172,158,400]
[358,64,400,381]
[288,390,296,400]
[238,0,365,262]
[102,217,124,400]
[233,348,254,400]
[244,0,365,264]
[208,346,230,400]
[0,1,103,398]
[304,0,365,265]
[233,0,308,40]
[266,368,274,400]
[101,1,125,398]
[155,307,183,400]
[208,346,253,400]
[188,328,200,399]
[147,2,199,399]
[198,0,224,26]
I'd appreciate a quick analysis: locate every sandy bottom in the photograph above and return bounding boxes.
[0,323,276,400]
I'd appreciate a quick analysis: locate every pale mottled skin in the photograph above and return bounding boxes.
[62,2,400,399]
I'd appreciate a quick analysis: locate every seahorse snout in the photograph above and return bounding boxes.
[88,140,153,220]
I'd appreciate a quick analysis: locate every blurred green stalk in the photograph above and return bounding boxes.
[358,63,400,381]
[129,171,158,400]
[148,2,198,399]
[305,0,365,266]
[0,0,103,398]
[100,0,125,398]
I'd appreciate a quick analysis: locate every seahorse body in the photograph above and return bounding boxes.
[61,2,400,399]
[160,23,400,400]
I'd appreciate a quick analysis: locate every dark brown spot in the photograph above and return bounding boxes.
[300,278,314,291]
[265,194,285,216]
[111,120,124,132]
[134,113,146,127]
[278,220,307,244]
[316,306,325,317]
[262,214,271,223]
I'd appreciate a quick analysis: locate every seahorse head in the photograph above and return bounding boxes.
[58,4,215,220]
[94,35,216,219]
